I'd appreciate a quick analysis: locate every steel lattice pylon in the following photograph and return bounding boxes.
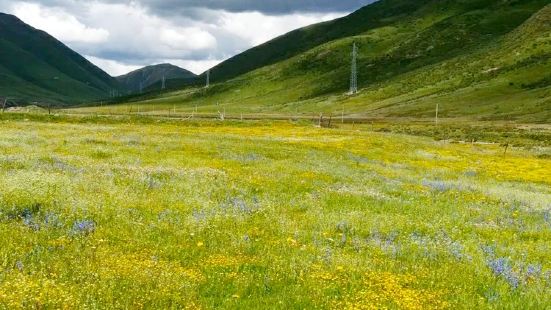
[349,42,358,95]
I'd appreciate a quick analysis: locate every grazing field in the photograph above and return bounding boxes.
[0,115,550,309]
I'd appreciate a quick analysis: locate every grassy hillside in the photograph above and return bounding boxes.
[203,0,428,82]
[0,13,122,105]
[103,0,550,122]
[117,64,196,94]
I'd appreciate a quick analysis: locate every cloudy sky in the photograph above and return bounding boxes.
[0,0,373,76]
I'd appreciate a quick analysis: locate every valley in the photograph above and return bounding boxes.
[0,0,550,308]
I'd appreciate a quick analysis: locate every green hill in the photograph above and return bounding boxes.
[122,0,550,122]
[116,63,196,94]
[0,13,121,105]
[202,0,423,82]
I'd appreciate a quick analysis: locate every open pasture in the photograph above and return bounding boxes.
[0,115,550,309]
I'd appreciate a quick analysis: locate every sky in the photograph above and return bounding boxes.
[0,0,374,76]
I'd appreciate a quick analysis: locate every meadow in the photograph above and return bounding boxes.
[0,114,550,309]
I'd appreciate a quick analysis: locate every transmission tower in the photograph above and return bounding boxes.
[206,70,210,88]
[2,97,9,113]
[161,75,166,90]
[140,70,145,93]
[349,42,358,95]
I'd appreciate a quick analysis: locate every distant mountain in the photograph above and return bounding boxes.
[0,13,121,105]
[116,64,196,94]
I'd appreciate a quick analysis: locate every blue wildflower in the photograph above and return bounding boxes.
[22,214,40,231]
[72,220,96,235]
[488,257,521,289]
[422,180,453,192]
[544,210,551,228]
[525,264,543,279]
[44,212,63,228]
[449,241,465,260]
[481,245,496,257]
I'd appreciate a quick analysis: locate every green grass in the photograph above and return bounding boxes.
[0,114,550,308]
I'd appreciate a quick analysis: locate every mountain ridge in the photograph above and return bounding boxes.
[0,12,121,105]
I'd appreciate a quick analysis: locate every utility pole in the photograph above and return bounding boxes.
[206,70,210,88]
[435,103,439,126]
[161,75,166,90]
[349,42,358,95]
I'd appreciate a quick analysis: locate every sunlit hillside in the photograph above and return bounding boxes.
[90,1,551,122]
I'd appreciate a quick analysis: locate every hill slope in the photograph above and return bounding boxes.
[116,64,196,94]
[0,13,121,105]
[203,0,424,82]
[124,0,550,122]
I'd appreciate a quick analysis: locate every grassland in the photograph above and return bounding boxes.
[0,114,550,309]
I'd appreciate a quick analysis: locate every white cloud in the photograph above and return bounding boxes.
[11,2,109,44]
[167,59,224,75]
[85,55,141,76]
[216,11,344,46]
[160,27,217,51]
[80,2,217,60]
[1,1,349,76]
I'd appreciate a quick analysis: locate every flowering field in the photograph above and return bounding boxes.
[0,116,550,309]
